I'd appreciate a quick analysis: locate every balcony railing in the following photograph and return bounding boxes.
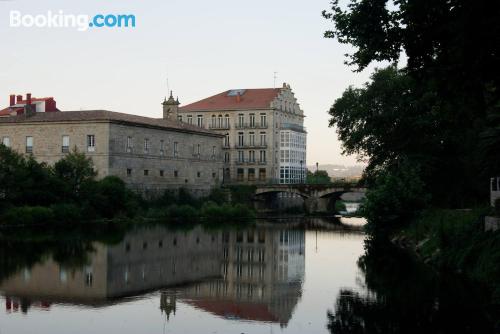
[235,123,268,129]
[209,124,230,130]
[234,144,268,149]
[234,159,267,165]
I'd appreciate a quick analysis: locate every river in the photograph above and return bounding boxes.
[0,217,496,333]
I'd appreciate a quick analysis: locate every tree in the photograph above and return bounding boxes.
[54,148,97,198]
[306,170,332,184]
[323,1,500,208]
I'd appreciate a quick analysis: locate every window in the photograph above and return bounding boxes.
[177,115,183,122]
[144,169,149,176]
[238,132,244,146]
[126,136,133,153]
[160,170,164,177]
[197,171,201,178]
[225,114,230,127]
[197,144,201,157]
[144,138,150,153]
[249,113,255,127]
[237,168,244,181]
[224,152,230,163]
[212,146,216,160]
[62,135,69,153]
[212,172,216,178]
[249,150,255,162]
[224,133,230,147]
[260,150,266,163]
[248,168,255,181]
[260,132,266,146]
[218,115,223,128]
[87,135,95,152]
[238,114,244,127]
[249,132,255,146]
[260,113,267,127]
[2,137,10,147]
[127,168,132,176]
[259,168,266,181]
[26,136,33,153]
[197,115,203,127]
[174,170,178,177]
[238,151,244,163]
[173,142,178,157]
[211,115,216,127]
[160,140,165,156]
[187,115,193,125]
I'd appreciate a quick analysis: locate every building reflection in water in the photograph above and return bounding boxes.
[1,225,305,326]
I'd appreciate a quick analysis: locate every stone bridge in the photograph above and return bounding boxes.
[253,184,367,213]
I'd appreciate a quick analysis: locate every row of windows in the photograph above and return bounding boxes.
[280,131,306,149]
[1,135,217,160]
[236,150,266,163]
[279,166,306,184]
[2,135,95,153]
[280,149,306,164]
[127,137,217,160]
[126,168,217,179]
[178,113,267,129]
[235,168,267,181]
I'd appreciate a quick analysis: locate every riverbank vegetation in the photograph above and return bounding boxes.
[323,0,500,308]
[0,146,255,226]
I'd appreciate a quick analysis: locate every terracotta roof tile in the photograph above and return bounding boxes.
[181,88,281,112]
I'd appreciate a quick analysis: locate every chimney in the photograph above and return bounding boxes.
[16,95,22,103]
[9,94,15,106]
[26,93,32,106]
[236,92,241,103]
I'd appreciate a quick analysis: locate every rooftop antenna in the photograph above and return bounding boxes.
[273,72,278,88]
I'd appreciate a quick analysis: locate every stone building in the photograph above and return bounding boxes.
[176,83,307,184]
[0,108,224,197]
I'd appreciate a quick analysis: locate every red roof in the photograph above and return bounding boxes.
[0,107,23,116]
[180,88,281,112]
[184,299,278,322]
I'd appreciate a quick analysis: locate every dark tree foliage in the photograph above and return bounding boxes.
[306,170,332,184]
[323,0,500,209]
[326,238,497,334]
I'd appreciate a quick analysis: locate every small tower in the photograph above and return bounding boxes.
[162,91,180,120]
[160,291,177,321]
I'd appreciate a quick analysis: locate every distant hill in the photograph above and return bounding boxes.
[307,164,365,179]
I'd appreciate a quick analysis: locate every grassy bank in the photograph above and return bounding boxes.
[393,208,500,304]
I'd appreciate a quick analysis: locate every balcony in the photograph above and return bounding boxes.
[234,159,266,166]
[209,124,230,130]
[235,123,268,129]
[234,144,268,149]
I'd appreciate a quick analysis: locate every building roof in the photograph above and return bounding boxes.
[0,97,59,116]
[184,299,279,323]
[0,110,223,137]
[180,88,281,112]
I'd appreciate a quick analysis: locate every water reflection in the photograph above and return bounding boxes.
[326,237,498,334]
[0,224,306,326]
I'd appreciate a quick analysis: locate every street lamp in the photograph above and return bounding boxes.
[316,162,319,184]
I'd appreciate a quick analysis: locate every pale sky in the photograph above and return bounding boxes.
[0,0,383,166]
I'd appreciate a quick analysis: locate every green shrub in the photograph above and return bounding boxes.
[51,203,83,224]
[165,204,198,223]
[1,206,55,226]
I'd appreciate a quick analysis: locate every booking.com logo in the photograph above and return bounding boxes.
[9,10,136,31]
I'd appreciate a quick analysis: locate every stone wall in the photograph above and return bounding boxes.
[108,123,223,197]
[0,121,110,177]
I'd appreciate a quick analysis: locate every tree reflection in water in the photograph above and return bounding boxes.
[327,237,498,334]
